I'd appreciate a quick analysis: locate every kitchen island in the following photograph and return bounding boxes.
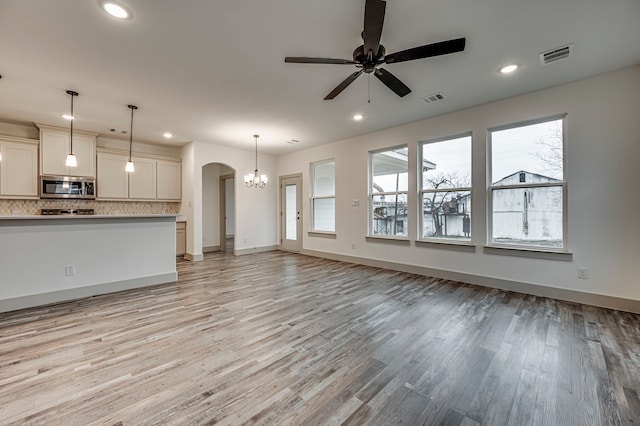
[0,214,178,313]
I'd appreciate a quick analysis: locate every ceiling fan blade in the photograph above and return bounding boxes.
[374,68,411,97]
[384,38,466,64]
[324,70,364,100]
[285,57,357,65]
[362,0,386,59]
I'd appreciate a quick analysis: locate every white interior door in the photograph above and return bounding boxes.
[280,175,302,252]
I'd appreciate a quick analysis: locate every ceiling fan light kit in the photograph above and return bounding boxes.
[284,0,466,100]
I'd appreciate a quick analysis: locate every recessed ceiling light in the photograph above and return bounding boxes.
[500,64,519,74]
[163,132,173,138]
[61,114,74,120]
[102,2,129,19]
[352,113,364,121]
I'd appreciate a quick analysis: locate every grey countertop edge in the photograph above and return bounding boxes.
[0,214,181,220]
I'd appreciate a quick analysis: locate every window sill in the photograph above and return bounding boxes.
[483,245,573,261]
[416,239,476,252]
[308,231,337,239]
[366,235,411,246]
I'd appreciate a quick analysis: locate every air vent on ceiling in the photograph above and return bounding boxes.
[540,44,573,65]
[420,92,446,104]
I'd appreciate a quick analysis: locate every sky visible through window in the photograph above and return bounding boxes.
[373,119,562,192]
[491,119,563,182]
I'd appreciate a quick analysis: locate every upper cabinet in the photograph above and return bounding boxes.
[128,156,157,199]
[96,150,181,201]
[96,152,129,199]
[0,136,39,198]
[37,124,97,177]
[157,160,181,200]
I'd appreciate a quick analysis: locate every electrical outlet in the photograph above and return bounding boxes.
[352,199,360,207]
[351,242,356,249]
[577,267,589,279]
[65,265,76,276]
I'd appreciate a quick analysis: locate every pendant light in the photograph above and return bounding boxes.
[125,104,137,173]
[65,90,79,167]
[244,134,268,188]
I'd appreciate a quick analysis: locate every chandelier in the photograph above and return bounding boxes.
[244,134,268,188]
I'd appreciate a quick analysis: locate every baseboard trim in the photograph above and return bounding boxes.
[0,272,178,314]
[203,245,221,253]
[234,245,278,256]
[184,253,204,261]
[300,249,640,314]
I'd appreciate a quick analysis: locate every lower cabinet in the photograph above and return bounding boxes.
[176,221,186,256]
[0,137,39,198]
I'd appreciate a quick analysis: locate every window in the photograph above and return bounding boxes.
[419,134,472,241]
[489,115,566,249]
[311,160,335,232]
[370,146,408,237]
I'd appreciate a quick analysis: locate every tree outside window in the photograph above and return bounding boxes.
[420,134,472,240]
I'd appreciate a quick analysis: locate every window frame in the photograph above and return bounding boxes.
[368,144,409,239]
[418,132,473,243]
[487,114,568,252]
[310,158,336,234]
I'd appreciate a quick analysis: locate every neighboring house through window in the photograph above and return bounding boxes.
[311,159,335,232]
[419,134,472,241]
[489,115,566,249]
[370,146,408,237]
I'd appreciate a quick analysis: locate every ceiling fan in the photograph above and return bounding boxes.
[284,0,466,100]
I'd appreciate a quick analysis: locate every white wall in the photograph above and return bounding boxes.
[277,66,640,302]
[181,141,277,258]
[225,177,235,236]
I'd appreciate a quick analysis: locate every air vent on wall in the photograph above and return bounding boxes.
[420,92,446,104]
[540,44,573,65]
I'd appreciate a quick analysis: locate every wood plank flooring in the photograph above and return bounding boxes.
[1,251,639,425]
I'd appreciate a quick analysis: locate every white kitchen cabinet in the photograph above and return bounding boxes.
[128,156,157,199]
[157,160,181,200]
[0,137,39,198]
[96,148,181,202]
[96,152,129,199]
[38,124,97,177]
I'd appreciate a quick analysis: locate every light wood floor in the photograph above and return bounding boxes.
[1,251,639,425]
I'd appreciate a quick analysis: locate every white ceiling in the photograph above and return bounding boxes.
[1,0,639,155]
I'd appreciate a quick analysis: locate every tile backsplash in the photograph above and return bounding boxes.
[0,199,181,216]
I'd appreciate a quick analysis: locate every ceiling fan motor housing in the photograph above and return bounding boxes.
[353,45,386,73]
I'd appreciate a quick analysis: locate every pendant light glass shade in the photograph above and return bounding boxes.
[65,90,79,168]
[65,153,78,167]
[245,134,267,188]
[126,104,137,173]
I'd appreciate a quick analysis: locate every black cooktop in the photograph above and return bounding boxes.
[40,209,95,215]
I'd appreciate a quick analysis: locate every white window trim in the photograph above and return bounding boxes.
[310,158,336,233]
[487,113,569,253]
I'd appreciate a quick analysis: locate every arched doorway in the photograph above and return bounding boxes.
[202,162,235,254]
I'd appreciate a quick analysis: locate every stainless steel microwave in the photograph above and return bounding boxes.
[40,175,96,199]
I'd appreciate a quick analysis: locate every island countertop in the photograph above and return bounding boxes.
[0,214,179,221]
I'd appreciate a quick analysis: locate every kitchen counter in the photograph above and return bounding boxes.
[0,214,179,220]
[0,214,179,313]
